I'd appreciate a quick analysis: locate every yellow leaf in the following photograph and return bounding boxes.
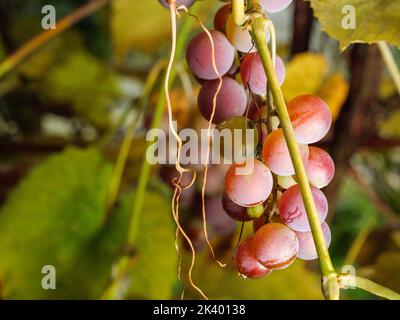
[281,53,328,101]
[111,0,172,59]
[317,72,350,121]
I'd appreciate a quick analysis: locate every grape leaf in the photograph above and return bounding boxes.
[183,254,323,300]
[39,50,122,128]
[310,0,400,50]
[281,53,328,101]
[317,72,350,121]
[118,183,178,299]
[0,147,117,299]
[111,0,172,59]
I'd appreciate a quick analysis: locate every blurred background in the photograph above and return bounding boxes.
[0,0,399,300]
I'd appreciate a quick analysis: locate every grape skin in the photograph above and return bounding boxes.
[226,15,269,53]
[251,223,299,270]
[215,116,259,162]
[198,77,247,124]
[186,30,235,80]
[225,159,273,207]
[304,146,335,189]
[296,222,331,260]
[159,0,196,9]
[287,95,332,144]
[279,185,328,232]
[221,190,252,221]
[259,0,293,13]
[236,239,272,279]
[240,52,285,95]
[262,128,309,176]
[214,4,231,33]
[204,196,237,236]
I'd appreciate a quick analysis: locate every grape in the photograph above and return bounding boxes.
[197,164,229,196]
[279,184,328,232]
[259,0,293,13]
[198,77,247,124]
[215,116,259,162]
[253,215,267,233]
[236,239,271,279]
[214,4,231,33]
[296,222,331,260]
[240,52,285,95]
[159,0,196,9]
[252,223,299,270]
[186,30,235,80]
[277,175,297,189]
[287,95,332,144]
[247,97,265,121]
[226,15,270,53]
[304,146,335,189]
[262,128,309,176]
[221,190,252,221]
[225,159,273,207]
[204,196,237,235]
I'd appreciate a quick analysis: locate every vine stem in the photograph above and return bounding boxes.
[0,0,112,79]
[237,0,339,299]
[378,42,400,96]
[340,275,400,300]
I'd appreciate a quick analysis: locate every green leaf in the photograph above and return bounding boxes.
[183,254,323,299]
[310,0,400,50]
[117,185,178,299]
[0,147,118,299]
[39,50,122,127]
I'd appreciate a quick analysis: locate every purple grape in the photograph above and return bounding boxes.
[186,30,235,80]
[159,0,196,9]
[198,76,247,124]
[240,52,285,95]
[259,0,293,13]
[296,222,331,260]
[221,190,252,221]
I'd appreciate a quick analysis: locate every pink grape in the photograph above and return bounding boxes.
[198,76,247,124]
[221,190,252,221]
[259,0,293,13]
[304,146,335,189]
[279,184,328,232]
[296,222,331,260]
[236,239,271,279]
[287,95,332,144]
[225,159,273,207]
[252,223,299,270]
[226,15,269,53]
[262,128,309,176]
[240,52,285,95]
[186,30,234,80]
[205,196,237,236]
[214,4,231,33]
[159,0,196,9]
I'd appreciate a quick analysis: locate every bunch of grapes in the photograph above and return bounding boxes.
[160,0,335,279]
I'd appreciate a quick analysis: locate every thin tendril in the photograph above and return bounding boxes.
[166,0,204,299]
[178,5,226,268]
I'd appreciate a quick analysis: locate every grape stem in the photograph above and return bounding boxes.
[235,0,339,299]
[340,274,400,300]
